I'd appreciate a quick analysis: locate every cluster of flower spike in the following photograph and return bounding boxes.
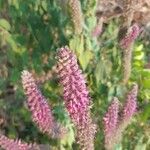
[0,135,39,150]
[0,45,139,150]
[57,46,96,150]
[103,84,138,150]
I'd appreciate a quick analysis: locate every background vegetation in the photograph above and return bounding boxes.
[0,0,150,149]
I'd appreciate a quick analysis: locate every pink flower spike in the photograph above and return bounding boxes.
[103,97,120,150]
[103,97,120,136]
[57,46,96,150]
[21,70,59,138]
[123,84,138,120]
[120,24,140,49]
[57,46,90,125]
[0,134,39,150]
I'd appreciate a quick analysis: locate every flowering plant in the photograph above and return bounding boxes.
[0,47,138,150]
[1,0,148,149]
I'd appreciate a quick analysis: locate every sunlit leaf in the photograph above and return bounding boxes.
[0,19,11,31]
[134,44,144,52]
[79,50,93,70]
[142,79,150,88]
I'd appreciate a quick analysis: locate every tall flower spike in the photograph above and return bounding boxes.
[68,0,83,34]
[123,84,138,120]
[120,23,140,49]
[113,84,138,147]
[103,97,120,150]
[21,70,59,138]
[120,24,140,84]
[57,46,96,150]
[57,47,90,125]
[0,134,39,150]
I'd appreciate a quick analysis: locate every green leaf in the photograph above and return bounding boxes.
[116,84,127,98]
[86,16,96,30]
[0,19,11,31]
[134,51,144,60]
[140,89,150,100]
[142,79,150,88]
[85,36,93,51]
[69,35,84,55]
[134,44,144,52]
[114,143,122,150]
[95,59,112,84]
[139,103,150,122]
[108,86,115,102]
[6,35,18,51]
[41,1,48,11]
[141,69,150,78]
[10,68,20,83]
[76,35,84,55]
[134,136,147,150]
[79,50,93,70]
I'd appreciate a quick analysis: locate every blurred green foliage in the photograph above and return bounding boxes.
[0,0,150,149]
